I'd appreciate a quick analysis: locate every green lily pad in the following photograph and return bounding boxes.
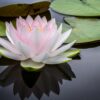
[0,1,50,17]
[50,0,100,17]
[64,17,100,43]
[0,21,5,36]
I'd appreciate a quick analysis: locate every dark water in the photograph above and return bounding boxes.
[0,8,100,100]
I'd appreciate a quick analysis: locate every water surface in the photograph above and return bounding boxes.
[0,7,100,100]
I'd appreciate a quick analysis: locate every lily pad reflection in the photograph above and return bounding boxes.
[0,58,75,100]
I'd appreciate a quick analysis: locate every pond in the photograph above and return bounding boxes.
[0,5,100,100]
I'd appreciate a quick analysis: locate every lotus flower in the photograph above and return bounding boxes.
[0,15,78,71]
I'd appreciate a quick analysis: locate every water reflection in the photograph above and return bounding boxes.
[0,57,75,100]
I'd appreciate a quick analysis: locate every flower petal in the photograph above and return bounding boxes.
[32,52,48,62]
[57,23,62,34]
[63,49,80,58]
[15,42,35,58]
[0,38,21,54]
[52,29,72,51]
[6,22,17,45]
[26,15,34,27]
[42,16,47,25]
[35,15,42,22]
[16,17,30,34]
[17,16,35,36]
[33,15,47,30]
[6,22,36,57]
[31,34,58,62]
[46,18,57,32]
[33,18,59,54]
[21,59,45,71]
[49,40,76,57]
[0,47,26,60]
[43,55,72,64]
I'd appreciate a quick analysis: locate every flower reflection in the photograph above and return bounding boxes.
[0,57,75,100]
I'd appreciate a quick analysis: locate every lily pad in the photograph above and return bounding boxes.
[64,17,100,43]
[0,21,5,36]
[0,1,50,17]
[50,0,100,17]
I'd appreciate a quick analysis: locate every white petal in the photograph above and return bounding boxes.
[31,37,56,62]
[32,52,48,62]
[42,16,47,25]
[0,47,26,60]
[6,22,14,44]
[42,16,47,21]
[46,18,57,33]
[21,59,45,71]
[16,42,34,58]
[32,31,59,61]
[16,17,30,35]
[6,22,31,57]
[49,40,76,57]
[35,15,41,21]
[52,29,72,51]
[34,15,43,26]
[0,38,21,54]
[6,22,18,45]
[49,18,56,24]
[26,15,34,26]
[43,55,72,64]
[6,22,36,57]
[57,23,62,34]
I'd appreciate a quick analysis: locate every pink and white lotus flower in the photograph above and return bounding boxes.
[0,15,79,71]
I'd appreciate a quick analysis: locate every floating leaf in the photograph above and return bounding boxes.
[64,17,100,43]
[0,1,50,17]
[0,21,5,36]
[50,0,100,17]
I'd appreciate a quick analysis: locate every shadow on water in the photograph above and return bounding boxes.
[0,57,75,100]
[73,41,100,49]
